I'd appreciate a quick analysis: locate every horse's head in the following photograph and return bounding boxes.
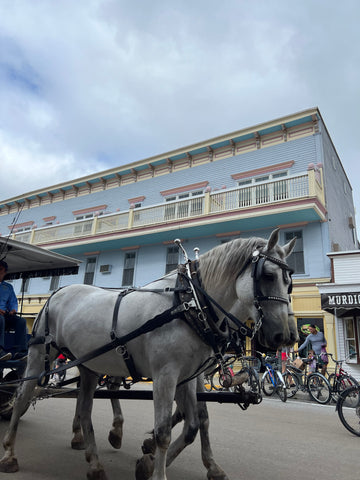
[234,228,297,350]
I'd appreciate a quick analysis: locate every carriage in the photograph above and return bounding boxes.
[0,229,297,480]
[0,236,80,418]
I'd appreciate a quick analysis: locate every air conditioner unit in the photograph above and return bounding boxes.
[99,264,112,274]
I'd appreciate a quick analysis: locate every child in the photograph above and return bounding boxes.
[308,349,317,373]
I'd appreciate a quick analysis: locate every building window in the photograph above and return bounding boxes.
[165,246,179,274]
[84,257,96,285]
[238,171,288,206]
[164,190,203,220]
[122,252,136,286]
[285,230,305,274]
[344,317,358,363]
[21,278,30,293]
[50,276,60,291]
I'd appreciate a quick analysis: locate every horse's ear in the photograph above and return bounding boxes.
[283,237,297,258]
[265,228,280,252]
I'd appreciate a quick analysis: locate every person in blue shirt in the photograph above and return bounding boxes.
[0,259,28,361]
[296,324,328,375]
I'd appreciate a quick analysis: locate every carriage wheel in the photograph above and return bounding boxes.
[0,370,31,420]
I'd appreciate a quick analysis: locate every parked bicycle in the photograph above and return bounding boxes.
[336,384,360,436]
[326,353,358,401]
[260,354,287,402]
[283,356,332,404]
[204,354,261,397]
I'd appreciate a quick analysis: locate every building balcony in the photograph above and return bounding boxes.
[11,169,326,252]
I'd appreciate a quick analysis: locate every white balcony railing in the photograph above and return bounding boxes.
[210,174,309,213]
[12,172,321,246]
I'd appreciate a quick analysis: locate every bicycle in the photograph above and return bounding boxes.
[204,354,261,397]
[203,355,236,392]
[260,354,287,402]
[326,353,359,401]
[336,384,360,436]
[284,356,332,404]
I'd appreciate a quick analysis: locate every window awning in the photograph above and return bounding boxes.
[0,237,80,280]
[321,292,360,312]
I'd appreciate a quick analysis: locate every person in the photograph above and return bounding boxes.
[307,349,317,373]
[0,259,28,361]
[296,324,328,375]
[277,346,290,373]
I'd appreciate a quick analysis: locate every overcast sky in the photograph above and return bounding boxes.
[0,1,359,224]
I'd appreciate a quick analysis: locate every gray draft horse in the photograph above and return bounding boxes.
[0,229,296,480]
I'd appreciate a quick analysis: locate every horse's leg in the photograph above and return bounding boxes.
[77,366,107,480]
[0,346,43,473]
[165,381,199,466]
[142,406,184,455]
[197,373,229,480]
[71,394,85,450]
[107,377,124,449]
[136,376,177,480]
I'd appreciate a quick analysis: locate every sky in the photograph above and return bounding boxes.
[0,1,359,223]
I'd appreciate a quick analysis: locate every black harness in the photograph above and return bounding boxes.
[31,247,293,387]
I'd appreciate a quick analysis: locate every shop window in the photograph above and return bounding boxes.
[285,230,305,274]
[122,252,136,286]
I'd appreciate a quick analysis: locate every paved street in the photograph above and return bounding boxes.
[0,389,358,480]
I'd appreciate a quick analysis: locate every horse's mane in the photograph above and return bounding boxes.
[199,236,267,290]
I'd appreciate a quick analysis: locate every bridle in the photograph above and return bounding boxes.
[248,249,293,338]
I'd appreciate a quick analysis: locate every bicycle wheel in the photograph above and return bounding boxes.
[284,370,300,398]
[275,371,287,402]
[335,375,358,399]
[307,373,331,404]
[261,371,275,396]
[337,386,360,436]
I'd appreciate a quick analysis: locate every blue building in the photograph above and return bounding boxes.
[0,107,358,361]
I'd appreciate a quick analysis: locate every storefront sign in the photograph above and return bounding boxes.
[321,292,360,310]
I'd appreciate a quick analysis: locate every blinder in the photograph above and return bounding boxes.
[251,249,293,303]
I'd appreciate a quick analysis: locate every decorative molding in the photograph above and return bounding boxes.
[8,220,34,229]
[160,181,209,197]
[43,216,56,222]
[128,196,145,204]
[72,205,108,216]
[231,161,294,180]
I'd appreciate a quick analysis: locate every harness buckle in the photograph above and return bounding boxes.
[44,334,53,345]
[116,345,128,358]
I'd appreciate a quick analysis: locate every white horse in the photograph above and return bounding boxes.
[0,229,296,480]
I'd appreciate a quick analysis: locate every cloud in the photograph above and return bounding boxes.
[0,0,359,227]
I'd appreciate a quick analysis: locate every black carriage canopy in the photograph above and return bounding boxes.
[0,237,80,280]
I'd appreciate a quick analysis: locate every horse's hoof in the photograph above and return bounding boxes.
[108,430,122,449]
[86,468,108,480]
[141,437,156,455]
[71,438,85,450]
[207,468,229,480]
[0,457,19,473]
[135,454,155,480]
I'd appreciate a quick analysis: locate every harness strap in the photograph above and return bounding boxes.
[37,301,189,386]
[179,272,253,338]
